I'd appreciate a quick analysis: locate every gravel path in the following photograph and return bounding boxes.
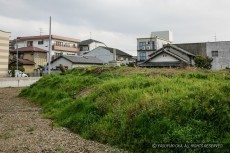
[0,88,125,153]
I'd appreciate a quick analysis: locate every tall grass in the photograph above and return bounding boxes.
[20,67,230,152]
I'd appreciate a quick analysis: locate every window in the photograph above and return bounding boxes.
[211,51,218,57]
[139,42,146,47]
[38,40,44,45]
[56,41,63,46]
[140,52,146,61]
[27,41,33,46]
[55,52,63,57]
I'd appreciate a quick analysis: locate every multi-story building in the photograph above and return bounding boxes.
[175,41,230,70]
[78,39,106,55]
[0,30,11,77]
[137,31,173,62]
[12,35,80,60]
[9,46,47,73]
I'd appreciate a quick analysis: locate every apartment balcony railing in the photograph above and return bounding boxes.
[52,45,80,52]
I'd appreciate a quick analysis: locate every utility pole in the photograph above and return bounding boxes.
[16,38,18,77]
[48,16,51,74]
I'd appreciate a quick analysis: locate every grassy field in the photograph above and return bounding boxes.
[20,67,230,152]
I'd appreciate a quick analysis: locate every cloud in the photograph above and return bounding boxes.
[1,0,230,55]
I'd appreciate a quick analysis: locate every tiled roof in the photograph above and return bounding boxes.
[9,59,35,65]
[79,39,104,46]
[15,35,80,43]
[149,44,195,57]
[10,46,47,52]
[52,56,104,64]
[100,46,132,57]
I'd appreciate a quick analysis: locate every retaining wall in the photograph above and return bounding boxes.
[0,77,41,88]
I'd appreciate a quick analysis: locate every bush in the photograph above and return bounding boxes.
[194,56,213,69]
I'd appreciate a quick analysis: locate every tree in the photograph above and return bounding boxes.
[194,56,213,69]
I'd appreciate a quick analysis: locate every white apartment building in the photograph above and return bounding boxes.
[0,30,11,77]
[13,35,80,61]
[137,31,173,62]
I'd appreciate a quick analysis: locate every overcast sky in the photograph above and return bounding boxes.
[1,0,230,55]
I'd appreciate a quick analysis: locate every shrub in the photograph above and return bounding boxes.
[194,56,213,69]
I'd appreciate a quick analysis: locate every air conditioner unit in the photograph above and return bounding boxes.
[146,46,150,50]
[142,46,146,50]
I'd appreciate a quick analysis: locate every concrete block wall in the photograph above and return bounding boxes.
[0,77,41,88]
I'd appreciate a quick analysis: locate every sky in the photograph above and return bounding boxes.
[1,0,230,55]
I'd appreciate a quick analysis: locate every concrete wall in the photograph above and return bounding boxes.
[206,42,230,70]
[175,41,230,70]
[151,31,173,42]
[0,77,40,88]
[0,30,10,77]
[174,43,207,56]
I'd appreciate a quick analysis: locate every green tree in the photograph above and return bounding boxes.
[194,56,213,69]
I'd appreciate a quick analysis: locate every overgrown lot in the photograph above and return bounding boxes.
[20,67,230,152]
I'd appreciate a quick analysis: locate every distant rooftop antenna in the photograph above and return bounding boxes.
[90,32,92,39]
[37,28,44,36]
[214,33,217,42]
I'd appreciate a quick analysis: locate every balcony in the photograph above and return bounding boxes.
[52,45,79,53]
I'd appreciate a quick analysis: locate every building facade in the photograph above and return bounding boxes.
[139,44,195,67]
[85,46,133,65]
[9,46,47,73]
[78,39,106,55]
[51,56,104,69]
[0,30,10,77]
[175,41,230,70]
[137,31,173,62]
[12,35,80,61]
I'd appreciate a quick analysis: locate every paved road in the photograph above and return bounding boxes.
[0,88,123,153]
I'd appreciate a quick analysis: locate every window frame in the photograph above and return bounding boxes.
[211,51,218,57]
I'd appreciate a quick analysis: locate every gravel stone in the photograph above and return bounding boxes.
[0,88,127,153]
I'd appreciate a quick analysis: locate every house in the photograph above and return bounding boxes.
[174,41,230,70]
[12,35,80,60]
[79,39,106,51]
[9,59,35,73]
[0,30,11,77]
[137,31,173,62]
[51,56,104,69]
[139,44,195,67]
[9,46,47,73]
[85,46,133,65]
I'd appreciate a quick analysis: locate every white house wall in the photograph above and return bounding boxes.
[89,42,106,51]
[51,58,73,69]
[149,53,179,62]
[156,39,169,49]
[86,48,112,63]
[16,39,78,56]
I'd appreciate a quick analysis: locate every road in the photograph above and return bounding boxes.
[0,88,123,153]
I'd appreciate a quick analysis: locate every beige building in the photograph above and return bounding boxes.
[9,46,47,73]
[0,30,11,77]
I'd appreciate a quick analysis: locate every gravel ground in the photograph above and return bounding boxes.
[0,88,126,153]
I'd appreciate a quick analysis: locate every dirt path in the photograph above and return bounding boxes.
[0,88,124,153]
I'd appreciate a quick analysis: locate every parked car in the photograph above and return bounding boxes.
[8,70,28,77]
